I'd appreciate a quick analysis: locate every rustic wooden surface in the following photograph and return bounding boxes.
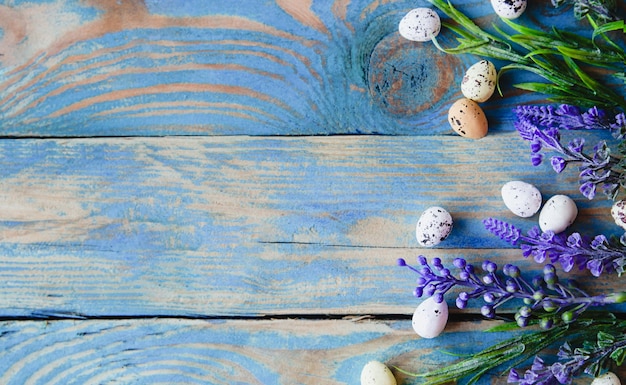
[0,0,625,384]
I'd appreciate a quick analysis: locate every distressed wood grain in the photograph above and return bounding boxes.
[0,0,605,136]
[0,133,623,317]
[0,318,555,385]
[1,1,625,384]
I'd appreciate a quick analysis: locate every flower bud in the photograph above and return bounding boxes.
[506,265,521,278]
[505,279,519,293]
[453,258,466,269]
[542,300,558,312]
[608,292,626,303]
[539,317,554,329]
[516,315,529,328]
[519,306,532,318]
[533,290,546,301]
[484,292,496,303]
[544,272,558,287]
[561,310,575,324]
[481,305,495,318]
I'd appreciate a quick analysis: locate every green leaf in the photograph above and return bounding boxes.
[557,46,624,66]
[610,347,626,366]
[563,55,602,91]
[485,322,521,333]
[597,331,616,348]
[592,19,626,51]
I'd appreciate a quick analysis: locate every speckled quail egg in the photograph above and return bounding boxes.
[491,0,527,19]
[412,296,448,338]
[538,195,578,233]
[361,360,397,385]
[416,206,453,247]
[611,200,626,230]
[461,60,497,103]
[398,8,441,42]
[501,180,542,218]
[591,372,621,385]
[448,98,488,139]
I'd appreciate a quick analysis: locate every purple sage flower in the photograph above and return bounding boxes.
[509,334,626,385]
[514,104,620,132]
[484,218,626,277]
[514,106,625,200]
[397,256,626,328]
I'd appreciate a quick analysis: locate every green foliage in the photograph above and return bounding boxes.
[427,0,626,111]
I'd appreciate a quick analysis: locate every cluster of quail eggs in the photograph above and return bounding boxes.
[398,0,528,141]
[501,181,578,233]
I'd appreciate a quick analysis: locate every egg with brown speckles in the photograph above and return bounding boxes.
[501,181,542,218]
[611,200,626,230]
[398,8,441,42]
[448,98,488,139]
[416,206,453,247]
[491,0,527,19]
[412,297,449,338]
[539,194,578,233]
[360,361,397,385]
[461,60,497,102]
[591,372,621,385]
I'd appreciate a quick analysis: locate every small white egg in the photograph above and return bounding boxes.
[611,200,626,230]
[398,8,441,42]
[412,297,448,338]
[538,195,578,233]
[491,0,527,19]
[416,206,453,247]
[360,360,397,385]
[501,181,542,218]
[591,372,621,385]
[461,60,497,103]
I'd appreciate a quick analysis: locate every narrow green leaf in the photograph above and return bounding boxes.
[556,46,623,66]
[500,18,553,42]
[597,331,616,348]
[485,322,520,333]
[592,19,626,52]
[563,55,602,91]
[610,347,626,366]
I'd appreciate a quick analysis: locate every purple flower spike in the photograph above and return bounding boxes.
[484,218,626,277]
[397,255,626,328]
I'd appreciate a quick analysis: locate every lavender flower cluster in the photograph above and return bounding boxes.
[509,333,626,385]
[397,256,626,328]
[514,104,626,200]
[484,218,626,277]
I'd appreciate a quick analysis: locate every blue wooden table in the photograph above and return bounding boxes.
[0,1,625,384]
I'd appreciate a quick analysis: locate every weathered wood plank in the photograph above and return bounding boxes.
[0,318,539,385]
[0,0,603,136]
[2,318,623,385]
[0,134,623,316]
